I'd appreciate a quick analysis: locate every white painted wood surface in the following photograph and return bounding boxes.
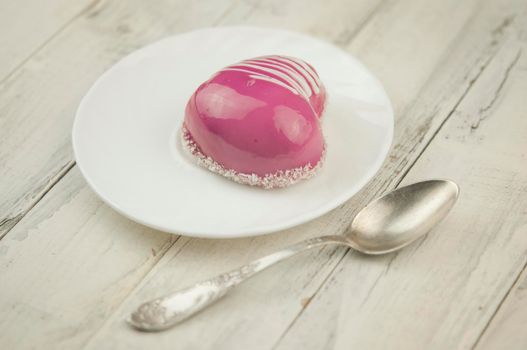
[0,0,93,80]
[1,0,526,349]
[477,265,527,349]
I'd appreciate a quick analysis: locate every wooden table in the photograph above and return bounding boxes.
[1,0,526,349]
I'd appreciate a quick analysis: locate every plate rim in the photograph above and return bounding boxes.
[72,25,394,238]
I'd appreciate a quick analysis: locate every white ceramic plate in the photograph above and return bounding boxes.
[72,26,393,238]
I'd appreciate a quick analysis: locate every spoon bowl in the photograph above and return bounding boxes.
[346,179,459,254]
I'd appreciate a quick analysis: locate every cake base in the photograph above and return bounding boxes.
[181,126,325,189]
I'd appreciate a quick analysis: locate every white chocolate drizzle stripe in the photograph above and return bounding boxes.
[258,57,320,94]
[244,59,314,97]
[276,56,321,89]
[222,67,299,95]
[281,56,321,91]
[231,63,309,98]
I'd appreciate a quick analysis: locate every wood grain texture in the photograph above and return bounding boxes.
[0,0,381,348]
[0,0,93,80]
[1,0,526,349]
[84,0,526,349]
[477,266,527,350]
[0,0,235,240]
[0,168,178,349]
[276,24,527,350]
[471,19,527,349]
[0,0,382,241]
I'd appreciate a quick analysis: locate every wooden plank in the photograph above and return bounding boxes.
[0,0,383,348]
[0,0,382,241]
[207,0,384,45]
[275,20,527,350]
[0,0,93,80]
[80,1,527,349]
[476,266,527,349]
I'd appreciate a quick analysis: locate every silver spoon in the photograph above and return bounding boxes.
[128,179,459,331]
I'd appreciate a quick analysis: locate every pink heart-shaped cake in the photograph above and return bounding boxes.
[182,55,326,188]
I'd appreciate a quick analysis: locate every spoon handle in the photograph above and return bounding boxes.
[128,235,347,331]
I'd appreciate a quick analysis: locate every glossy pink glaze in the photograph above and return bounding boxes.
[183,55,326,181]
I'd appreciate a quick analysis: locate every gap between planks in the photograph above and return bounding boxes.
[0,0,102,239]
[0,0,384,242]
[0,161,75,241]
[0,0,387,347]
[83,1,527,348]
[270,47,496,348]
[274,22,527,349]
[0,0,524,348]
[81,1,393,346]
[0,1,390,241]
[472,255,527,349]
[272,7,527,350]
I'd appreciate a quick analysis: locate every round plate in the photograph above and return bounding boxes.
[72,26,393,238]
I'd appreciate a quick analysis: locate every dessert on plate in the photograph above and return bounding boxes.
[182,55,327,189]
